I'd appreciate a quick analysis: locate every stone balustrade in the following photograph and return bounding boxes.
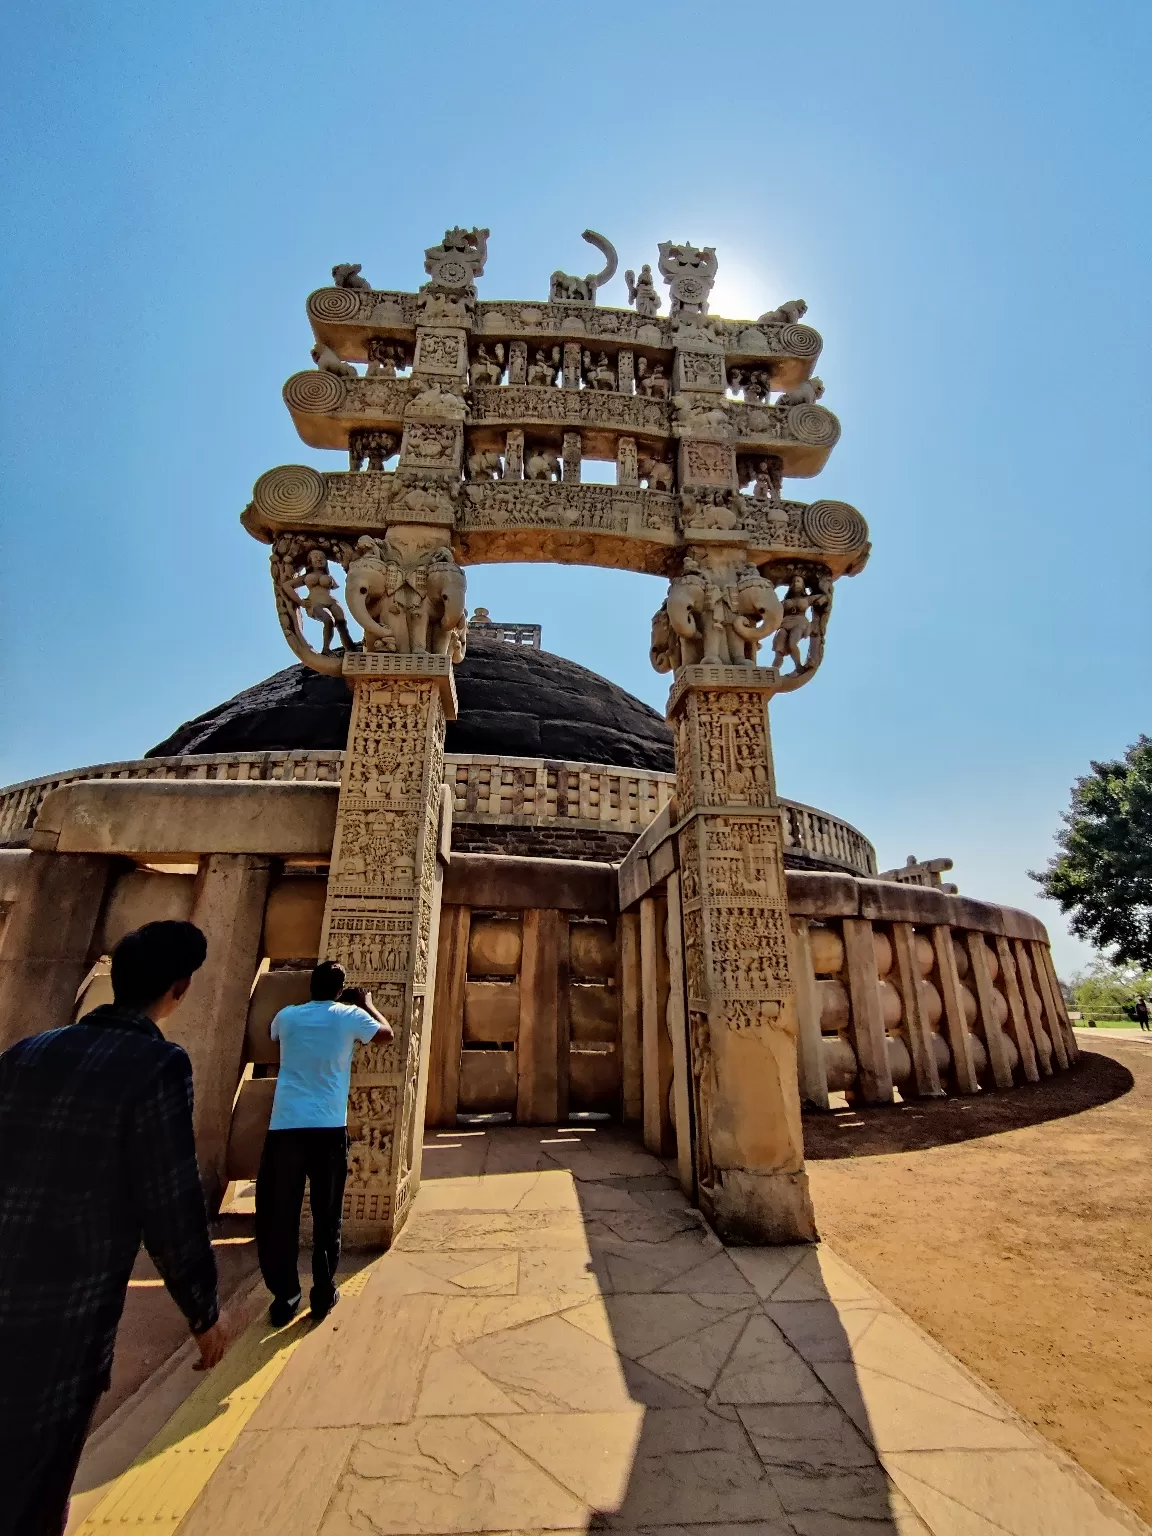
[0,752,877,877]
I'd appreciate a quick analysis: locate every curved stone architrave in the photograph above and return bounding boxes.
[307,290,822,394]
[241,470,870,577]
[471,383,670,440]
[284,375,840,478]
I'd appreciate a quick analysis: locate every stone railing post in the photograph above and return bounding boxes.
[319,653,455,1246]
[168,852,272,1212]
[668,665,816,1244]
[0,851,116,1053]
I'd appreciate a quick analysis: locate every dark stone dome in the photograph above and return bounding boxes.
[147,638,675,774]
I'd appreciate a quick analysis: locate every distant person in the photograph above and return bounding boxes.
[0,921,228,1536]
[257,961,392,1327]
[1136,996,1150,1032]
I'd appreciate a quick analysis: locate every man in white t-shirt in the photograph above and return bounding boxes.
[256,960,393,1325]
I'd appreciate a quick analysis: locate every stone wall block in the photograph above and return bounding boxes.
[516,907,569,1124]
[618,911,643,1124]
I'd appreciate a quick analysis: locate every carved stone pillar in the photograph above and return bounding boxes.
[562,342,582,390]
[668,665,817,1244]
[504,428,524,482]
[507,339,528,386]
[617,348,635,395]
[319,653,456,1246]
[562,431,582,484]
[169,853,272,1212]
[617,436,639,488]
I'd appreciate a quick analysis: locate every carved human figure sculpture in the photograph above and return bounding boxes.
[636,358,669,398]
[280,549,353,655]
[470,345,505,387]
[583,351,616,391]
[625,264,661,317]
[772,573,813,672]
[526,347,561,388]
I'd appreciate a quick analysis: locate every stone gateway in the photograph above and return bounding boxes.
[0,226,1077,1250]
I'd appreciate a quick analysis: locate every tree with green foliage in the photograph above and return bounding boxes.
[1032,735,1152,968]
[1067,957,1152,1020]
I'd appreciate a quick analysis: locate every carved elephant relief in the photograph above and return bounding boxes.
[344,540,467,657]
[652,563,784,670]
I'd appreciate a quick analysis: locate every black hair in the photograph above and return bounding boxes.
[110,921,208,1009]
[311,960,347,1001]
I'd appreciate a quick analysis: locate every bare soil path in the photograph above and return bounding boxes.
[805,1037,1152,1523]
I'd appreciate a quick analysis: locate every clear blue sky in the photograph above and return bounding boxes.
[2,0,1149,975]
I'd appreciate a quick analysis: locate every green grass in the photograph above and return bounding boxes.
[1074,1017,1146,1030]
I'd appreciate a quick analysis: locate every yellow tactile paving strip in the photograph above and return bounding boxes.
[76,1257,384,1534]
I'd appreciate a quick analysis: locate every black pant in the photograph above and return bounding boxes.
[2,1396,97,1536]
[255,1127,349,1309]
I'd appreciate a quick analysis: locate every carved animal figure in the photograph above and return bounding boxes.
[467,449,504,481]
[348,429,398,472]
[625,264,661,317]
[549,230,619,304]
[366,340,404,378]
[526,347,560,388]
[583,351,616,391]
[525,447,561,482]
[344,538,467,656]
[470,344,505,387]
[637,455,674,492]
[332,263,372,290]
[311,343,358,378]
[660,559,784,668]
[636,358,669,399]
[757,299,807,325]
[776,377,824,408]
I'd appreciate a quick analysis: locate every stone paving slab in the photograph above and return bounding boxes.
[73,1126,1150,1536]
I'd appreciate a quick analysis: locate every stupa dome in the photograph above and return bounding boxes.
[147,636,675,773]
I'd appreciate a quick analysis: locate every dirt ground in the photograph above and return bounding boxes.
[95,1213,260,1430]
[805,1035,1152,1524]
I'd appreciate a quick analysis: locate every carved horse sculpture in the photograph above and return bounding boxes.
[549,231,619,304]
[651,561,784,670]
[343,539,467,658]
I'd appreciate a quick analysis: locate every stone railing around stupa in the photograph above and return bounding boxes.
[0,751,877,878]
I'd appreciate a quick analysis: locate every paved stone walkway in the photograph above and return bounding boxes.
[73,1126,1146,1535]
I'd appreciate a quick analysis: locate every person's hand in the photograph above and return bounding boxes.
[192,1317,230,1371]
[339,985,368,1008]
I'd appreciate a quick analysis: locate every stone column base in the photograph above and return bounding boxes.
[709,1168,818,1247]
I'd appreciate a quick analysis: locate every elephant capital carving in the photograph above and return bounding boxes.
[344,538,467,659]
[650,559,784,672]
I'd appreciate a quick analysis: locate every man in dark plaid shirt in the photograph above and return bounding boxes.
[0,921,230,1536]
